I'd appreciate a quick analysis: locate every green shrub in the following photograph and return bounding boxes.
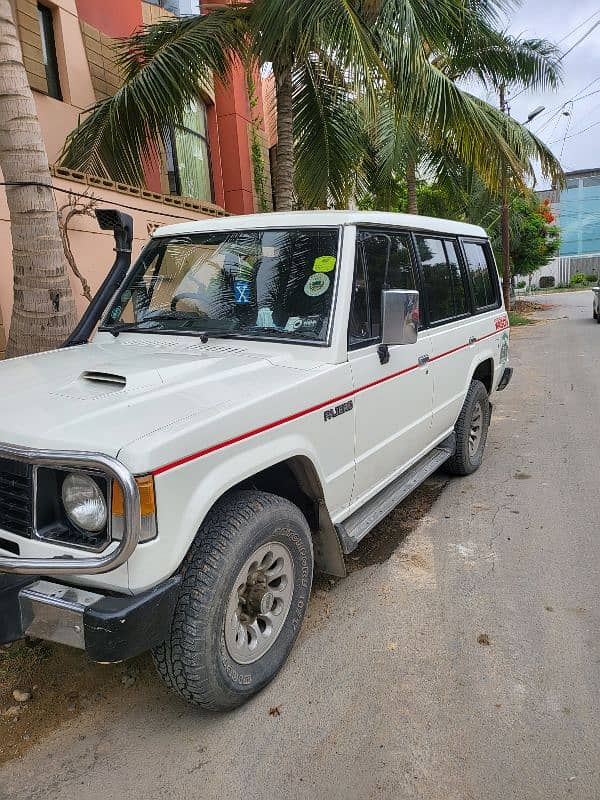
[571,272,586,285]
[539,275,555,289]
[517,280,526,289]
[586,273,598,283]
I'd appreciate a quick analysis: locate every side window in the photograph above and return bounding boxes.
[348,230,416,345]
[416,236,468,324]
[462,241,499,310]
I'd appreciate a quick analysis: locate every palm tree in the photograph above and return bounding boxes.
[0,0,76,357]
[61,0,561,215]
[364,6,564,214]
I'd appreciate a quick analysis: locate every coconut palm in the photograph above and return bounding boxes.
[0,0,76,357]
[364,7,564,214]
[61,0,561,214]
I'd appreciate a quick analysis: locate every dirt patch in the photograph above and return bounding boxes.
[344,476,447,574]
[0,639,152,766]
[513,299,551,313]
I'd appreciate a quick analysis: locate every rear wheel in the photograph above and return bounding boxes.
[445,380,490,476]
[153,490,313,710]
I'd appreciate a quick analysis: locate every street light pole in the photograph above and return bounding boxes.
[499,84,511,312]
[498,88,545,312]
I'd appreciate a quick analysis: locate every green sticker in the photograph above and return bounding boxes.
[313,256,336,273]
[304,272,330,297]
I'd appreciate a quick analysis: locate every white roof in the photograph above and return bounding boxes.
[154,210,487,239]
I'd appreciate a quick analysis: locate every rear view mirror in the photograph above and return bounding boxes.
[381,289,419,345]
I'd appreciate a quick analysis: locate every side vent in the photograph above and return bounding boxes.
[81,371,127,387]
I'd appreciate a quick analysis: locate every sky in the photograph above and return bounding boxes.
[474,1,600,187]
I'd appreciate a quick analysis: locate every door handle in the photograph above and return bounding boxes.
[418,354,430,366]
[468,336,477,345]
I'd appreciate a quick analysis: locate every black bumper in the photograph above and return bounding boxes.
[0,573,181,663]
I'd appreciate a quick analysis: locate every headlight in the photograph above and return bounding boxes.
[61,473,108,532]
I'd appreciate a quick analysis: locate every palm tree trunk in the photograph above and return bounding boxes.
[272,57,294,212]
[406,159,418,214]
[0,0,75,358]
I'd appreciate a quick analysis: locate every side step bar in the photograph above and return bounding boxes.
[336,434,455,554]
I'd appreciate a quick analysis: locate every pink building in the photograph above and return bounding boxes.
[0,0,273,357]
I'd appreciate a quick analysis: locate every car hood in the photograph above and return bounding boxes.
[0,336,321,460]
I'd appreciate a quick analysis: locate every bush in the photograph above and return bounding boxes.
[586,273,598,283]
[570,272,586,285]
[517,280,526,289]
[539,276,555,289]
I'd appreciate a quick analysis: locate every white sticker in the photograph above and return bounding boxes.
[304,273,330,297]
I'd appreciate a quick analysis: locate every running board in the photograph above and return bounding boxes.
[336,434,455,554]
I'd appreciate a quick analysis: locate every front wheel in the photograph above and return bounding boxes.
[153,490,313,710]
[445,379,490,476]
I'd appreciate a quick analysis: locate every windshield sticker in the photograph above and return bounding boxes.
[120,289,132,303]
[234,279,251,304]
[313,255,336,273]
[111,306,122,319]
[304,273,330,297]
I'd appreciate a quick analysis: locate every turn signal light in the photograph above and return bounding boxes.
[112,474,156,517]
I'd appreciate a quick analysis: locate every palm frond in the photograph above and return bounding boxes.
[293,51,366,208]
[60,8,248,184]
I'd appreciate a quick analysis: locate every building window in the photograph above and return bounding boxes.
[165,99,213,202]
[37,4,62,101]
[146,0,200,14]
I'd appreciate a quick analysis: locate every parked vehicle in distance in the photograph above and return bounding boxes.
[593,285,600,322]
[0,211,512,710]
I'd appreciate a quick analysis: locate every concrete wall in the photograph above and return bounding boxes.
[0,169,227,339]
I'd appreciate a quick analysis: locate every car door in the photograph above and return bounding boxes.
[348,228,433,505]
[413,234,476,439]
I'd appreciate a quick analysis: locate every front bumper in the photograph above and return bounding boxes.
[0,573,181,662]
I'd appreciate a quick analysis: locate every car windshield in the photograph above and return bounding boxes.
[102,227,340,343]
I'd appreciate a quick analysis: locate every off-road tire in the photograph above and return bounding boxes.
[152,490,313,710]
[445,379,490,476]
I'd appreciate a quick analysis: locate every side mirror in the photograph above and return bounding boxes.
[381,289,419,346]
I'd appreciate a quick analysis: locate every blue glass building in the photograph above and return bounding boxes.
[558,168,600,257]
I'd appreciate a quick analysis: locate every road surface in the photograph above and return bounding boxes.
[1,290,599,800]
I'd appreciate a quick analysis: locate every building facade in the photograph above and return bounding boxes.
[533,168,600,287]
[0,0,272,357]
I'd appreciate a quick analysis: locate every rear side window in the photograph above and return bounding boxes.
[416,236,468,324]
[349,230,416,345]
[462,241,498,310]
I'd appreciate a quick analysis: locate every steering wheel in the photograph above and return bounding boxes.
[170,292,206,312]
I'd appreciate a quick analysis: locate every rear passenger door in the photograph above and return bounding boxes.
[414,234,476,439]
[348,229,433,504]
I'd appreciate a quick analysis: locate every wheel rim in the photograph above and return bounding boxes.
[224,542,295,665]
[469,401,484,457]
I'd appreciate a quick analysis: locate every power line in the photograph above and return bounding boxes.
[556,9,600,44]
[559,18,600,62]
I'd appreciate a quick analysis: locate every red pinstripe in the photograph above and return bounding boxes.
[153,324,506,476]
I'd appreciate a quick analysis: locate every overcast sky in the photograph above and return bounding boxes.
[474,1,600,187]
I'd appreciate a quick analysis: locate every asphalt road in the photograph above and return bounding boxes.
[2,290,599,800]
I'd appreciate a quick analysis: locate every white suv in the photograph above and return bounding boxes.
[0,211,511,709]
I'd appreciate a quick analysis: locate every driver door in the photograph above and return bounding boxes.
[348,229,433,504]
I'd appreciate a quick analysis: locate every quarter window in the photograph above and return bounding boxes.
[462,241,498,310]
[349,230,416,345]
[416,236,468,323]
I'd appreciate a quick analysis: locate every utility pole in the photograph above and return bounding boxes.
[499,84,511,312]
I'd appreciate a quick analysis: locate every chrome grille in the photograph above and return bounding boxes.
[0,458,33,536]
